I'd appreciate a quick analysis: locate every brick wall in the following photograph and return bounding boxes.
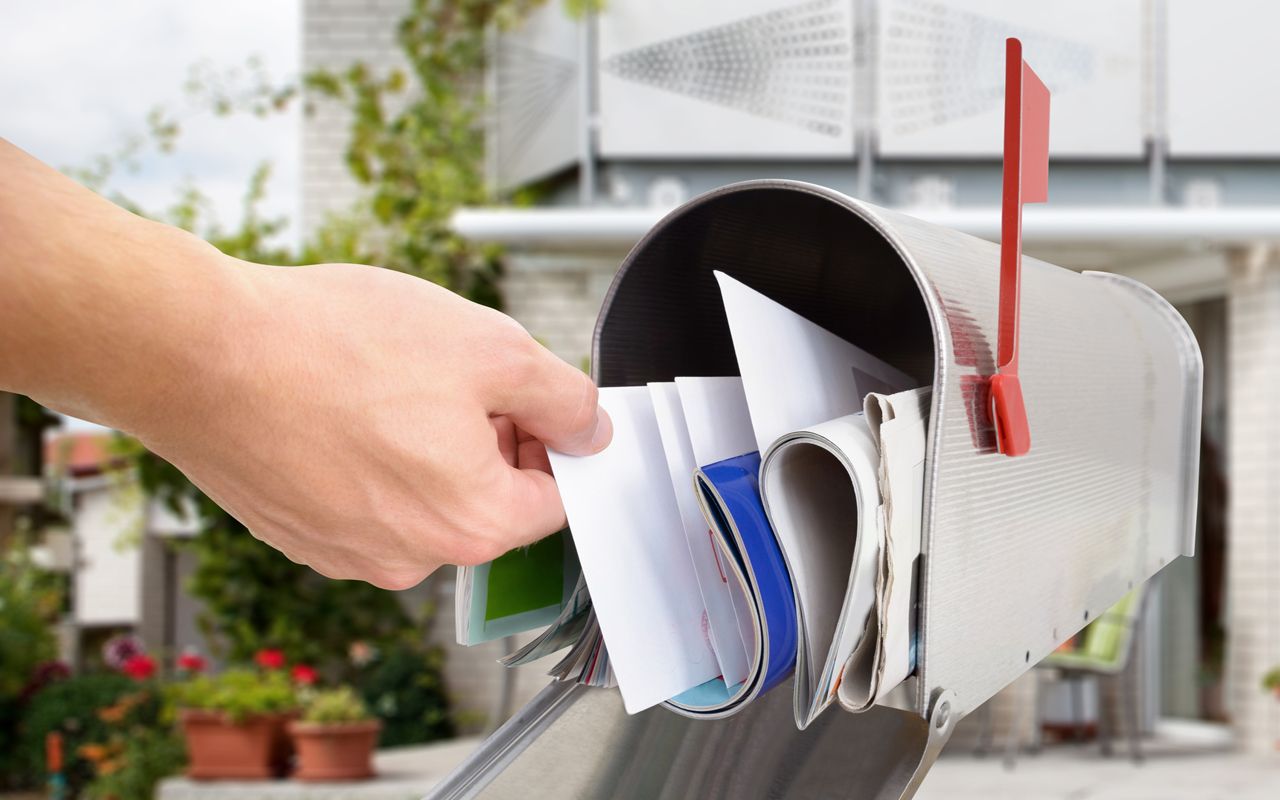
[1225,253,1280,754]
[301,0,411,240]
[501,253,620,369]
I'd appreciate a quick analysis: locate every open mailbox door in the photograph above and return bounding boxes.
[429,179,1202,800]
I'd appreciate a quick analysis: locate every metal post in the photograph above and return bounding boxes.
[855,0,876,201]
[1148,0,1169,205]
[578,10,597,207]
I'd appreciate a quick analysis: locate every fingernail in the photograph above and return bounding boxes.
[590,407,613,452]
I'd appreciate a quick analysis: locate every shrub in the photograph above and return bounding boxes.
[355,643,453,746]
[14,674,148,795]
[165,668,298,722]
[83,726,185,800]
[0,550,60,698]
[301,686,372,725]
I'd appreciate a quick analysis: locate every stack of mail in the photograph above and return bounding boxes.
[456,273,930,727]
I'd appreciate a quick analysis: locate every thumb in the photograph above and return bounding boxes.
[493,467,569,549]
[488,340,612,456]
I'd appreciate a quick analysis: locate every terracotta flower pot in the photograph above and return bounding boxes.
[179,709,295,780]
[288,719,382,782]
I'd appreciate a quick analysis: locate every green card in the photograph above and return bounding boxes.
[484,532,565,622]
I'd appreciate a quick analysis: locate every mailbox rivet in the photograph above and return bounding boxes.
[1083,610,1090,621]
[935,702,951,730]
[1025,650,1030,663]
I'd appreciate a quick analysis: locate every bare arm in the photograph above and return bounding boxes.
[0,138,611,589]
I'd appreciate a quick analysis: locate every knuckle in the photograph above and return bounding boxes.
[570,376,599,430]
[502,332,542,382]
[372,567,430,591]
[449,538,504,567]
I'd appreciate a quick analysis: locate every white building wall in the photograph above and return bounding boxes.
[1225,253,1280,754]
[72,481,143,627]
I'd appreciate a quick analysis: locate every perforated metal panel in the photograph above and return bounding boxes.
[876,0,1146,157]
[488,5,581,191]
[597,0,856,157]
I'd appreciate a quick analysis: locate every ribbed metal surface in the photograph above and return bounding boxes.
[429,678,937,800]
[869,204,1201,714]
[594,180,1201,716]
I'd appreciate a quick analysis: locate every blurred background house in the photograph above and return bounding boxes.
[298,0,1275,755]
[38,432,203,673]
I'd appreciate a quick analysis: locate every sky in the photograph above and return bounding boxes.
[1,0,301,244]
[1,1,301,432]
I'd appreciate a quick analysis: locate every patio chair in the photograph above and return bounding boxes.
[973,584,1149,766]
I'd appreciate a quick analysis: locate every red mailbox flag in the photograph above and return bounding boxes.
[990,37,1049,457]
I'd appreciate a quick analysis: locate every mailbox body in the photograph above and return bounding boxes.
[430,180,1201,799]
[593,180,1201,717]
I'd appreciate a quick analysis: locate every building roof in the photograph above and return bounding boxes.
[45,432,129,479]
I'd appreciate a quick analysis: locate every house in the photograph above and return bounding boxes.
[42,432,202,671]
[302,0,1277,750]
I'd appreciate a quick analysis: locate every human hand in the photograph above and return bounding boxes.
[128,260,612,589]
[0,140,597,589]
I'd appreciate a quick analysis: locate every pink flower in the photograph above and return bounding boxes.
[121,654,156,681]
[176,650,206,673]
[254,648,286,670]
[102,634,144,670]
[291,664,319,686]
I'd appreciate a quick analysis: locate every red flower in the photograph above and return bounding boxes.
[121,654,155,681]
[176,651,206,673]
[291,664,319,686]
[254,648,286,670]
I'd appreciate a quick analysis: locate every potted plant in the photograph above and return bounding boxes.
[1264,666,1280,700]
[288,686,382,781]
[167,667,298,779]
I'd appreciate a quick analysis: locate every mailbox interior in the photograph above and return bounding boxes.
[594,185,936,389]
[593,183,940,713]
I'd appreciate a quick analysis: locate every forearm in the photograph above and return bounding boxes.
[0,138,247,431]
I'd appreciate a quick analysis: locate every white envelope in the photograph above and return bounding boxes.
[548,386,720,713]
[649,382,751,687]
[674,376,757,465]
[674,376,760,674]
[714,271,915,455]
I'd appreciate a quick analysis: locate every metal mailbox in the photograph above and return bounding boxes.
[431,179,1203,799]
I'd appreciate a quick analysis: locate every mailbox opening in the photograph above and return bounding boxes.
[595,184,936,389]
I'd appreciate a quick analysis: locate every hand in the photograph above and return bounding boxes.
[0,139,605,589]
[134,260,612,589]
